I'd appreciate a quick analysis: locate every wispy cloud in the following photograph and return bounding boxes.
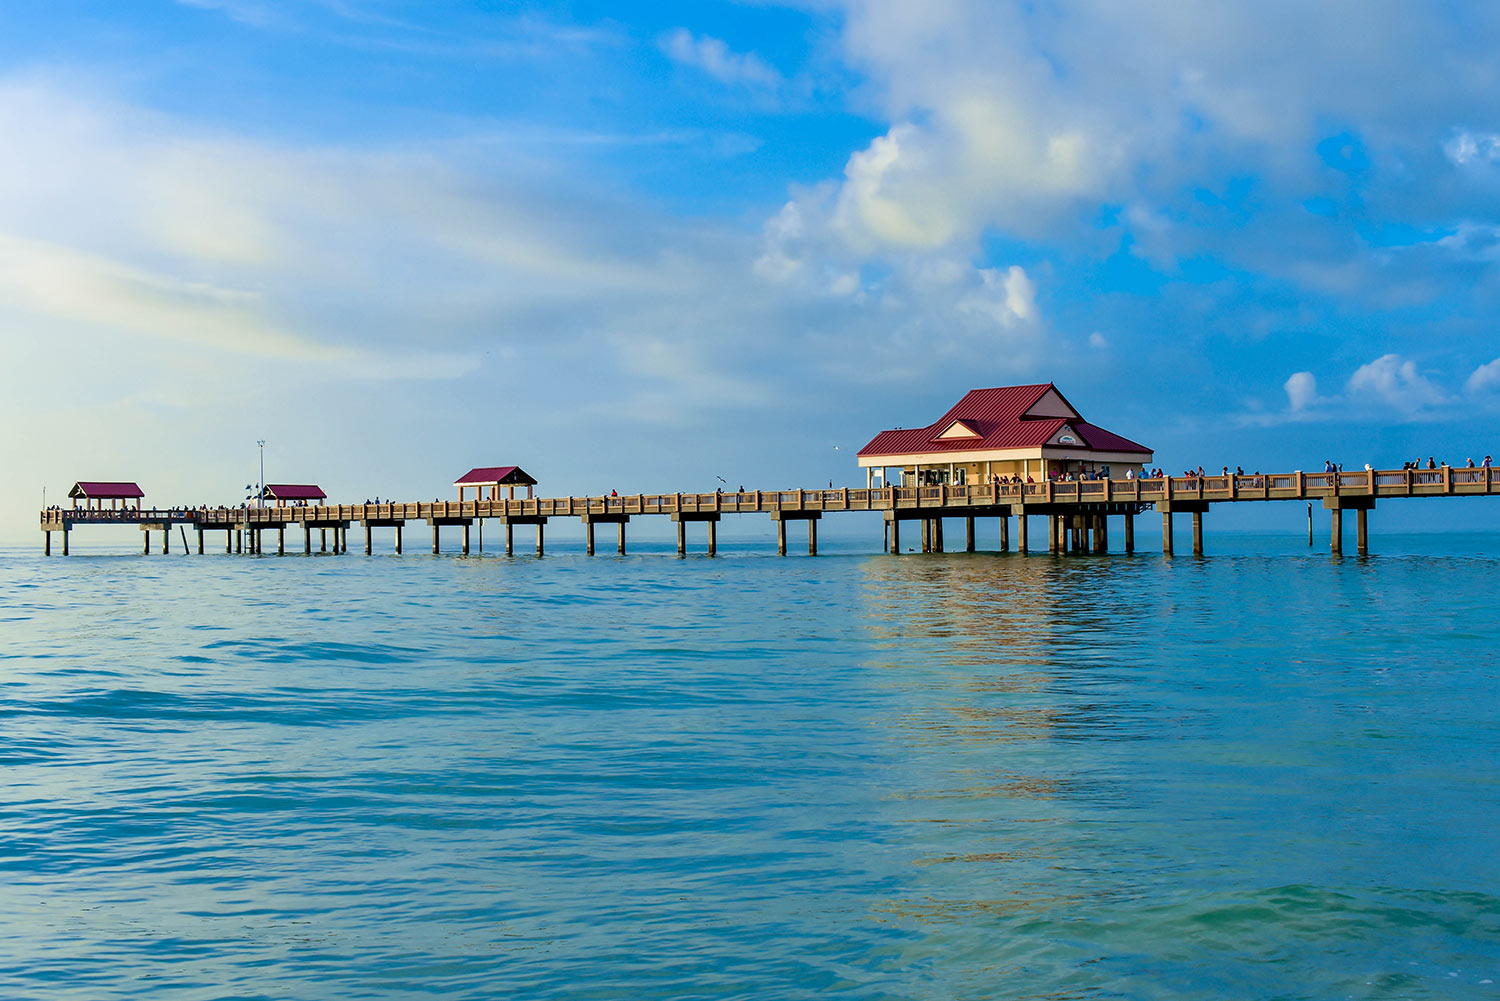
[661,29,782,88]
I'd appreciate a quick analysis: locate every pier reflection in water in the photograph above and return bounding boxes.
[846,550,1500,997]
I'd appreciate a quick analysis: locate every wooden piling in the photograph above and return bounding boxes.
[808,518,817,556]
[585,520,595,556]
[677,519,686,556]
[965,516,975,552]
[1124,514,1134,553]
[1162,511,1173,555]
[1330,507,1343,555]
[1017,514,1027,553]
[1357,508,1368,555]
[999,515,1009,552]
[505,522,514,556]
[777,518,787,556]
[617,522,626,555]
[197,528,205,554]
[394,524,402,555]
[708,519,717,556]
[535,523,544,556]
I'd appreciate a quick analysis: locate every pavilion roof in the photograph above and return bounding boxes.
[69,481,145,499]
[263,484,326,500]
[454,465,537,486]
[858,384,1151,458]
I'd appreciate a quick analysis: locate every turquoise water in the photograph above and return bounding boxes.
[3,533,1499,999]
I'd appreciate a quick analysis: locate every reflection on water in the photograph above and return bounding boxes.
[0,542,1498,999]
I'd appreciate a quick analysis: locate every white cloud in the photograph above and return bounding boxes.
[1444,130,1500,166]
[1465,357,1500,394]
[1088,331,1109,350]
[1345,354,1447,412]
[1284,370,1317,411]
[661,29,780,88]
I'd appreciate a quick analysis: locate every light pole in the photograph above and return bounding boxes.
[257,440,266,508]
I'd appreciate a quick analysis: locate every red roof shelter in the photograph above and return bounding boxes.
[69,481,144,511]
[262,484,327,505]
[857,384,1152,487]
[455,466,537,501]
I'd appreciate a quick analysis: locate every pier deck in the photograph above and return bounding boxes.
[39,467,1500,557]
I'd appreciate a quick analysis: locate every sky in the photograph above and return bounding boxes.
[5,0,1500,542]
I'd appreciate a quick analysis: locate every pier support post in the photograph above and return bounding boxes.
[536,523,544,556]
[321,528,327,553]
[921,519,930,553]
[1192,512,1203,555]
[1162,511,1173,555]
[304,526,311,555]
[1124,514,1134,553]
[1330,507,1343,555]
[585,520,595,556]
[1017,514,1027,553]
[62,529,69,556]
[999,515,1009,552]
[164,529,170,555]
[777,518,787,556]
[808,518,817,556]
[890,516,900,554]
[235,530,243,554]
[365,524,373,555]
[677,519,686,556]
[462,522,470,555]
[197,528,205,555]
[708,519,717,557]
[432,524,440,555]
[965,516,975,553]
[1047,515,1057,554]
[618,522,626,555]
[1092,515,1106,554]
[278,527,285,555]
[505,522,514,556]
[394,524,402,555]
[935,518,944,553]
[144,531,150,555]
[1356,508,1368,555]
[44,531,50,556]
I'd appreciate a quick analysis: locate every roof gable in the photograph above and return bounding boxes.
[1022,386,1081,420]
[934,420,982,440]
[264,484,326,500]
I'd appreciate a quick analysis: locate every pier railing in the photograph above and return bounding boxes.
[39,466,1499,530]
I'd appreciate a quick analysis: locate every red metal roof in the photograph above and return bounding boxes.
[69,481,144,499]
[455,465,537,486]
[263,484,326,500]
[857,384,1151,457]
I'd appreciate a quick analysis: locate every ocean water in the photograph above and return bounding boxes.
[2,530,1499,1000]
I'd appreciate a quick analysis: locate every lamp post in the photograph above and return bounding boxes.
[257,440,266,509]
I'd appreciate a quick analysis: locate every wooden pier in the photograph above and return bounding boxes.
[38,467,1500,557]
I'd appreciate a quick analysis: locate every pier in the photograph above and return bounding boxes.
[38,467,1500,557]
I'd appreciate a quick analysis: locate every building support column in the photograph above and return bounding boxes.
[1162,511,1174,555]
[1192,511,1203,556]
[965,516,975,553]
[1124,514,1135,553]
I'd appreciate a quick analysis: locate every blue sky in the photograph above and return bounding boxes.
[4,1,1500,538]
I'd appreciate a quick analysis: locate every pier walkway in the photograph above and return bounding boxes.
[38,467,1500,557]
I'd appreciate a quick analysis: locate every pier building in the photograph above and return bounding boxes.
[68,481,144,511]
[856,384,1152,488]
[262,484,327,505]
[455,466,536,501]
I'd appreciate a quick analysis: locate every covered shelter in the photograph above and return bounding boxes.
[69,481,144,511]
[262,484,327,506]
[857,383,1152,488]
[455,465,537,502]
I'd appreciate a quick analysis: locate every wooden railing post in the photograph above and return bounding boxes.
[1443,465,1452,493]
